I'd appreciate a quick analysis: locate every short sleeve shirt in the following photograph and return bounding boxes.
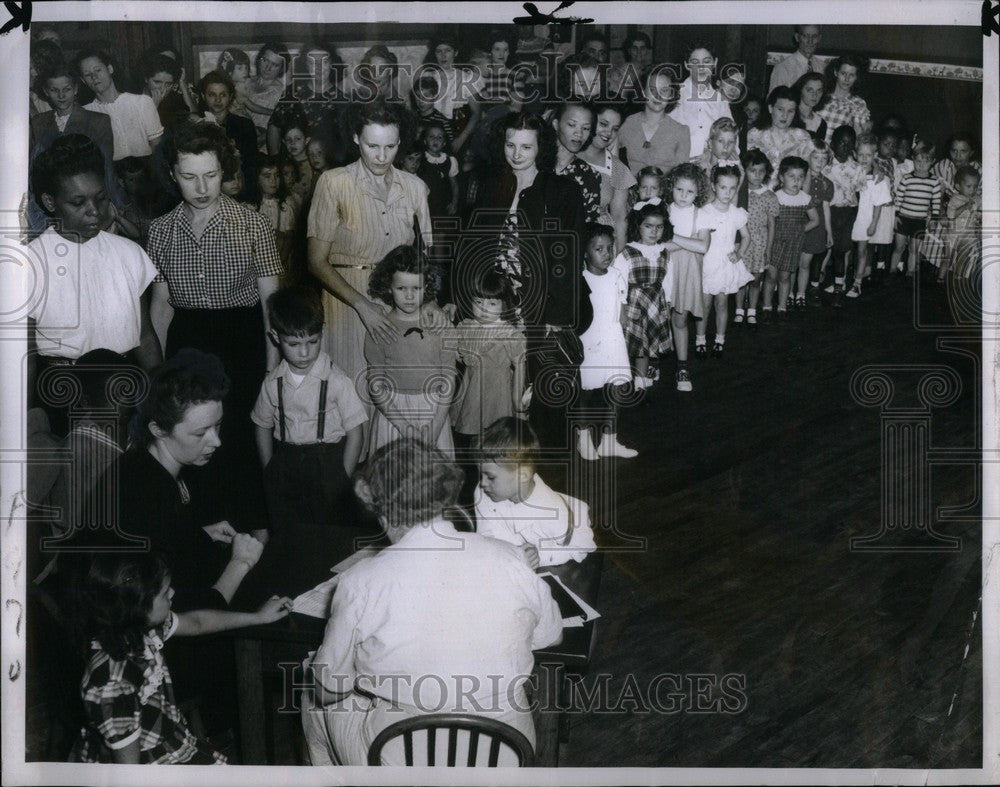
[84,92,164,160]
[251,352,368,443]
[147,195,283,308]
[19,229,158,358]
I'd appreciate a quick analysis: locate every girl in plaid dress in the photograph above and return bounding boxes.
[613,203,673,390]
[73,553,291,764]
[764,157,819,319]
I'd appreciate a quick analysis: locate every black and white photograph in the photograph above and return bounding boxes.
[1,1,997,784]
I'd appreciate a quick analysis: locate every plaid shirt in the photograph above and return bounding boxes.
[77,613,226,764]
[148,195,283,309]
[817,95,871,144]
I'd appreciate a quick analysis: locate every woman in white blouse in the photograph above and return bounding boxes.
[669,42,735,159]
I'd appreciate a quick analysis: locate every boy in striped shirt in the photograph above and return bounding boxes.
[890,139,941,278]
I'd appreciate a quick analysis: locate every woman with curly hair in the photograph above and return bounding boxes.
[816,54,872,144]
[302,437,562,765]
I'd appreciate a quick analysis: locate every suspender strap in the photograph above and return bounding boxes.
[276,377,286,443]
[560,494,574,546]
[317,378,329,441]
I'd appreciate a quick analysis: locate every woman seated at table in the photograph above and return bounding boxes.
[77,349,265,612]
[302,437,563,765]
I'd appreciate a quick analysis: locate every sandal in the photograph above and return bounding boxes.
[694,344,708,359]
[794,296,806,309]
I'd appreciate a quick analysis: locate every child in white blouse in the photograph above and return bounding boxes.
[475,417,596,568]
[254,155,303,283]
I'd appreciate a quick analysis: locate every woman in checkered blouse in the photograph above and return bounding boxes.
[816,54,872,145]
[148,121,283,540]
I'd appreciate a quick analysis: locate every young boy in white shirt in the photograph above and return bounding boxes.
[475,417,596,568]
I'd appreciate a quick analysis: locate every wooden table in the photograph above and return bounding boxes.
[228,529,602,766]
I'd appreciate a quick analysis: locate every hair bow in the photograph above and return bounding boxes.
[633,197,662,210]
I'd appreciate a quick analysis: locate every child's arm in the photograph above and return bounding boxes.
[342,424,363,477]
[174,595,292,637]
[867,204,883,237]
[111,204,141,241]
[255,424,274,469]
[610,187,629,252]
[447,174,460,214]
[735,226,750,261]
[823,200,833,248]
[803,206,819,235]
[665,228,711,255]
[512,352,527,416]
[765,213,776,261]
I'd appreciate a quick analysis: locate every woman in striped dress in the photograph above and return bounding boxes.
[306,101,435,389]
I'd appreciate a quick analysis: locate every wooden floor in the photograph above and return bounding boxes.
[557,273,983,768]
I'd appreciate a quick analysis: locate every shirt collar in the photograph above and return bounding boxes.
[351,160,405,204]
[275,351,333,382]
[393,518,463,548]
[173,193,242,230]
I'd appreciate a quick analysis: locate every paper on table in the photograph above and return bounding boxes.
[292,574,340,619]
[538,572,600,628]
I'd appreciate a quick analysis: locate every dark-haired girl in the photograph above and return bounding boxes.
[614,202,673,390]
[452,269,527,442]
[364,246,457,457]
[764,156,819,318]
[737,148,780,325]
[73,552,290,764]
[669,42,735,159]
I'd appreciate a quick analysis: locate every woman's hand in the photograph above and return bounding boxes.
[203,520,237,544]
[357,300,400,345]
[421,301,453,333]
[256,595,293,624]
[231,532,264,570]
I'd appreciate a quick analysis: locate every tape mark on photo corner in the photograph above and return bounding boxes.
[0,1,32,36]
[984,1,1000,37]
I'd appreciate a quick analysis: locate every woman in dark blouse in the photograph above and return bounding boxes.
[81,350,264,612]
[461,111,592,451]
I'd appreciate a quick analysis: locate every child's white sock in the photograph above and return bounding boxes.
[736,308,745,316]
[747,308,757,316]
[716,334,725,345]
[695,335,707,347]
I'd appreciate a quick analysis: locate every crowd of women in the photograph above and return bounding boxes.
[22,23,982,766]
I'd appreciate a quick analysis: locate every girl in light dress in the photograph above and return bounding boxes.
[694,165,752,358]
[578,223,637,461]
[664,163,713,392]
[254,154,303,283]
[847,133,894,298]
